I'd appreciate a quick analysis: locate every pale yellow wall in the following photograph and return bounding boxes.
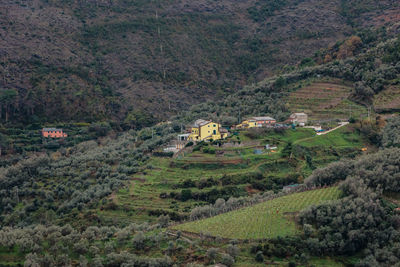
[200,122,219,140]
[241,120,257,128]
[188,127,199,140]
[248,121,257,128]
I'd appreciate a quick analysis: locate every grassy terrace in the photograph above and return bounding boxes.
[173,187,342,239]
[295,126,364,148]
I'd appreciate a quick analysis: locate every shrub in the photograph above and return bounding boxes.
[226,244,240,258]
[181,189,192,201]
[220,253,234,266]
[206,248,219,264]
[132,231,145,250]
[255,251,264,262]
[203,147,216,154]
[381,116,400,148]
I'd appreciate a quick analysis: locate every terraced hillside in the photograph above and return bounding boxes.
[373,86,400,113]
[287,81,367,121]
[173,187,341,240]
[98,127,364,225]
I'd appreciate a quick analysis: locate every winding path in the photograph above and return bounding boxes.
[316,122,349,135]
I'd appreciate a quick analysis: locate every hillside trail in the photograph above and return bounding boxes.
[316,122,349,135]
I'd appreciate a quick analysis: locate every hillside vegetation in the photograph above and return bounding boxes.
[1,0,400,125]
[1,1,400,266]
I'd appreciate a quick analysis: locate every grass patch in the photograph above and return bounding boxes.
[0,246,25,266]
[295,125,363,148]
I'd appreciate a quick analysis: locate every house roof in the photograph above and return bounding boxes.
[248,116,276,121]
[192,119,212,127]
[42,128,63,132]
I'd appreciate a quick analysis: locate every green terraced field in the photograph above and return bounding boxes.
[173,187,341,239]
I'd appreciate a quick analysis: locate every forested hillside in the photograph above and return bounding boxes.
[1,0,399,126]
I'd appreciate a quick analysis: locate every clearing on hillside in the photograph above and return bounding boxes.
[287,81,366,121]
[294,124,364,148]
[173,187,341,240]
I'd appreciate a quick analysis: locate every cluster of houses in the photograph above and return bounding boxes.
[236,113,308,129]
[40,113,309,151]
[164,113,309,152]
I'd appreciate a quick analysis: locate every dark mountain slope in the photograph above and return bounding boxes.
[0,0,399,125]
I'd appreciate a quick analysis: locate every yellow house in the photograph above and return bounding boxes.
[188,119,228,141]
[237,116,276,129]
[237,119,257,128]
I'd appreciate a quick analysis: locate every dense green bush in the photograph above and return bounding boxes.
[152,151,174,157]
[300,148,400,265]
[381,116,400,148]
[203,146,216,154]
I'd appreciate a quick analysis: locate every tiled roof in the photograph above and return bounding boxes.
[42,128,63,132]
[192,119,212,127]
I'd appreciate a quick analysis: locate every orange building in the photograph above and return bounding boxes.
[42,128,67,138]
